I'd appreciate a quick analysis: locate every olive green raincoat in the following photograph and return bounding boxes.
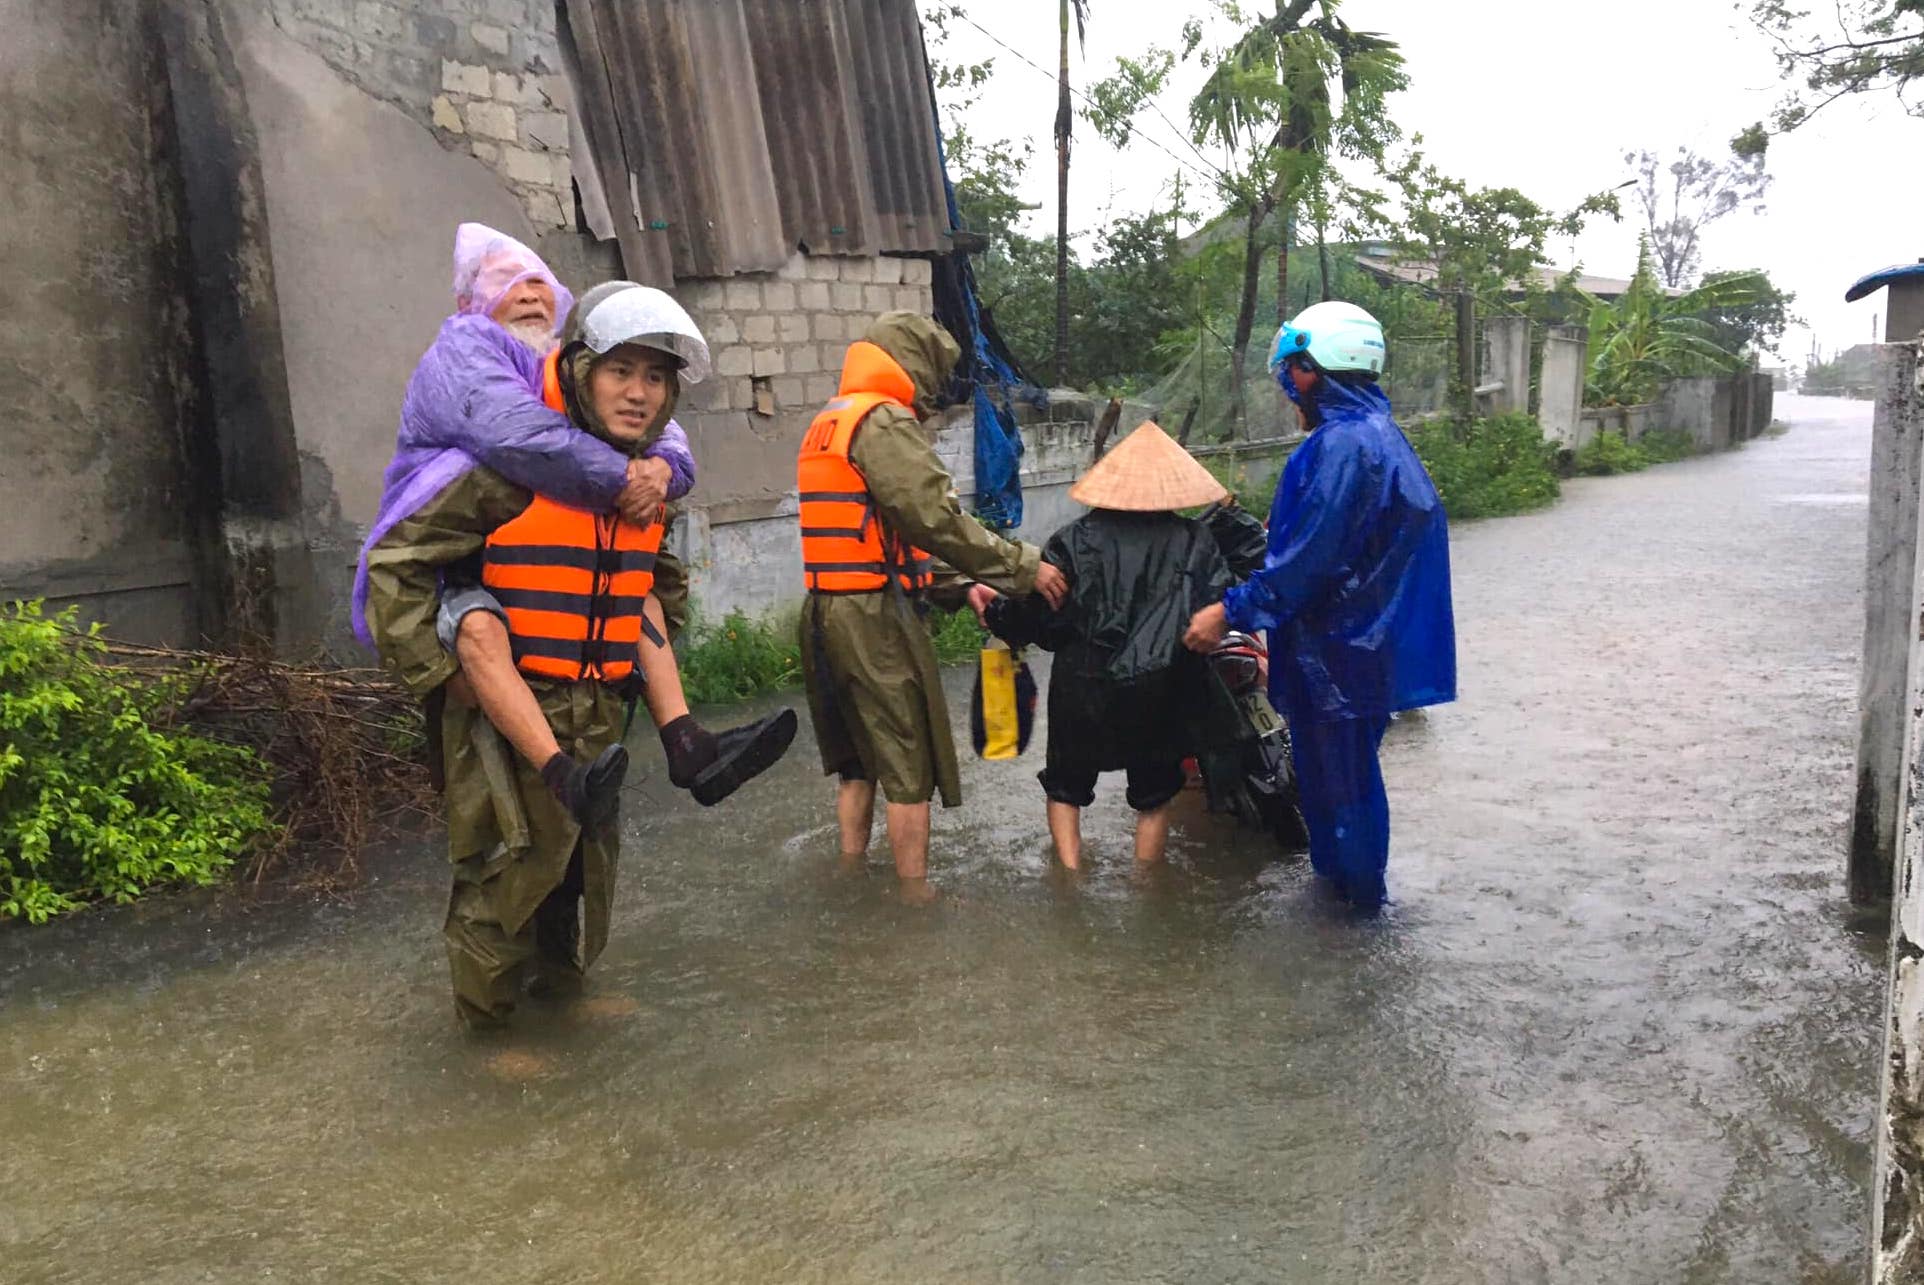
[799,313,1042,807]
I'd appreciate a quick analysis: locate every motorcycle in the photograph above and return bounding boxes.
[1187,501,1308,853]
[1191,628,1309,852]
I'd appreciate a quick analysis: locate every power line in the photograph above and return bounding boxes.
[952,12,1233,195]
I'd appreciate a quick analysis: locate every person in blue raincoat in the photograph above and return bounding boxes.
[1183,301,1456,910]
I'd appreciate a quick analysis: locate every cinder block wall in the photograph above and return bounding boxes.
[666,254,937,519]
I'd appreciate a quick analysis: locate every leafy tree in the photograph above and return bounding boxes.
[1103,0,1407,431]
[1581,239,1770,405]
[1387,153,1618,298]
[1625,147,1770,288]
[1802,354,1850,394]
[1737,0,1923,152]
[1379,152,1617,417]
[1692,269,1797,358]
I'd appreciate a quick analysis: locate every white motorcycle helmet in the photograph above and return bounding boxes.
[1266,300,1387,383]
[567,280,711,384]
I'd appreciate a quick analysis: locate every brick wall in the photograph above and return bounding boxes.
[675,251,935,449]
[263,0,575,230]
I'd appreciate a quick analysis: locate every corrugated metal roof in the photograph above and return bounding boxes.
[743,0,876,255]
[561,0,948,284]
[841,0,948,253]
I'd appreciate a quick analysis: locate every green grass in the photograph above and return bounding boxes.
[676,610,804,705]
[1572,430,1650,476]
[676,604,986,705]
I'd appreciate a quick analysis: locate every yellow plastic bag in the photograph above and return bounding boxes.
[970,637,1035,761]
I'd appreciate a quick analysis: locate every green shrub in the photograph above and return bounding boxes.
[677,605,986,706]
[1573,431,1651,476]
[0,603,272,923]
[677,610,804,705]
[1636,429,1698,464]
[1406,412,1562,520]
[930,606,986,666]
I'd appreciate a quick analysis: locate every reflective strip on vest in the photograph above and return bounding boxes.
[796,392,935,594]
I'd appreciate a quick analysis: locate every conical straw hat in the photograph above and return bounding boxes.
[1070,421,1229,512]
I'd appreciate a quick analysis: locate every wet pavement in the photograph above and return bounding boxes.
[0,395,1886,1282]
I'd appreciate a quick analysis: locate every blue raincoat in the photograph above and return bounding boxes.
[1221,374,1455,907]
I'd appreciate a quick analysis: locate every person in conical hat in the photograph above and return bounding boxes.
[970,422,1235,869]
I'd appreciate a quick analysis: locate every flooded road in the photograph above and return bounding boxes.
[0,395,1885,1282]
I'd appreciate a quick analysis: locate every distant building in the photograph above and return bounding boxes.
[1350,242,1679,301]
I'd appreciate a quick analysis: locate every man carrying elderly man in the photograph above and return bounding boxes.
[356,224,792,1028]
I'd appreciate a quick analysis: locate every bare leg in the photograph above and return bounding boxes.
[1046,801,1084,871]
[456,611,560,768]
[636,595,690,728]
[885,801,931,884]
[838,779,876,860]
[1134,804,1173,864]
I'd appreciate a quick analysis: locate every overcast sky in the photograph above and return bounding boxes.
[936,0,1924,364]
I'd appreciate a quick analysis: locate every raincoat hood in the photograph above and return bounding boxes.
[1285,368,1389,432]
[861,312,960,418]
[452,222,573,339]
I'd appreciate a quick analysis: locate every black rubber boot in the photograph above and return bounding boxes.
[688,708,799,807]
[543,744,629,829]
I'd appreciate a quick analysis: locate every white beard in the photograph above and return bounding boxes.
[501,319,556,354]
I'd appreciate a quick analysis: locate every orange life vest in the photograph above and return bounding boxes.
[476,348,663,683]
[796,341,935,594]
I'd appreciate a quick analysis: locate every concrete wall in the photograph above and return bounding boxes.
[1575,402,1655,448]
[1483,315,1531,416]
[1855,346,1924,907]
[260,0,576,232]
[1538,326,1587,448]
[1868,340,1924,1280]
[1569,375,1780,454]
[0,0,208,643]
[224,0,599,651]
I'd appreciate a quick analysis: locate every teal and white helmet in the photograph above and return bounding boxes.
[1267,300,1387,382]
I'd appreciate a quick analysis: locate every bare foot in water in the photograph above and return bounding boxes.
[896,877,940,907]
[569,993,639,1022]
[485,1048,552,1083]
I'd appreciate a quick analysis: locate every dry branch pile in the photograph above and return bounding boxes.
[99,639,435,887]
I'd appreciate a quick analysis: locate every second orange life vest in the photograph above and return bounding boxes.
[796,341,935,594]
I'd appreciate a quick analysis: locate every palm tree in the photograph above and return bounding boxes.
[1581,237,1769,405]
[1189,0,1404,428]
[1055,0,1089,387]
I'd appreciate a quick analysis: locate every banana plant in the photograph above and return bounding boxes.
[1579,237,1769,406]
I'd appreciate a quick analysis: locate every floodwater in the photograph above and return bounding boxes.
[0,396,1886,1282]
